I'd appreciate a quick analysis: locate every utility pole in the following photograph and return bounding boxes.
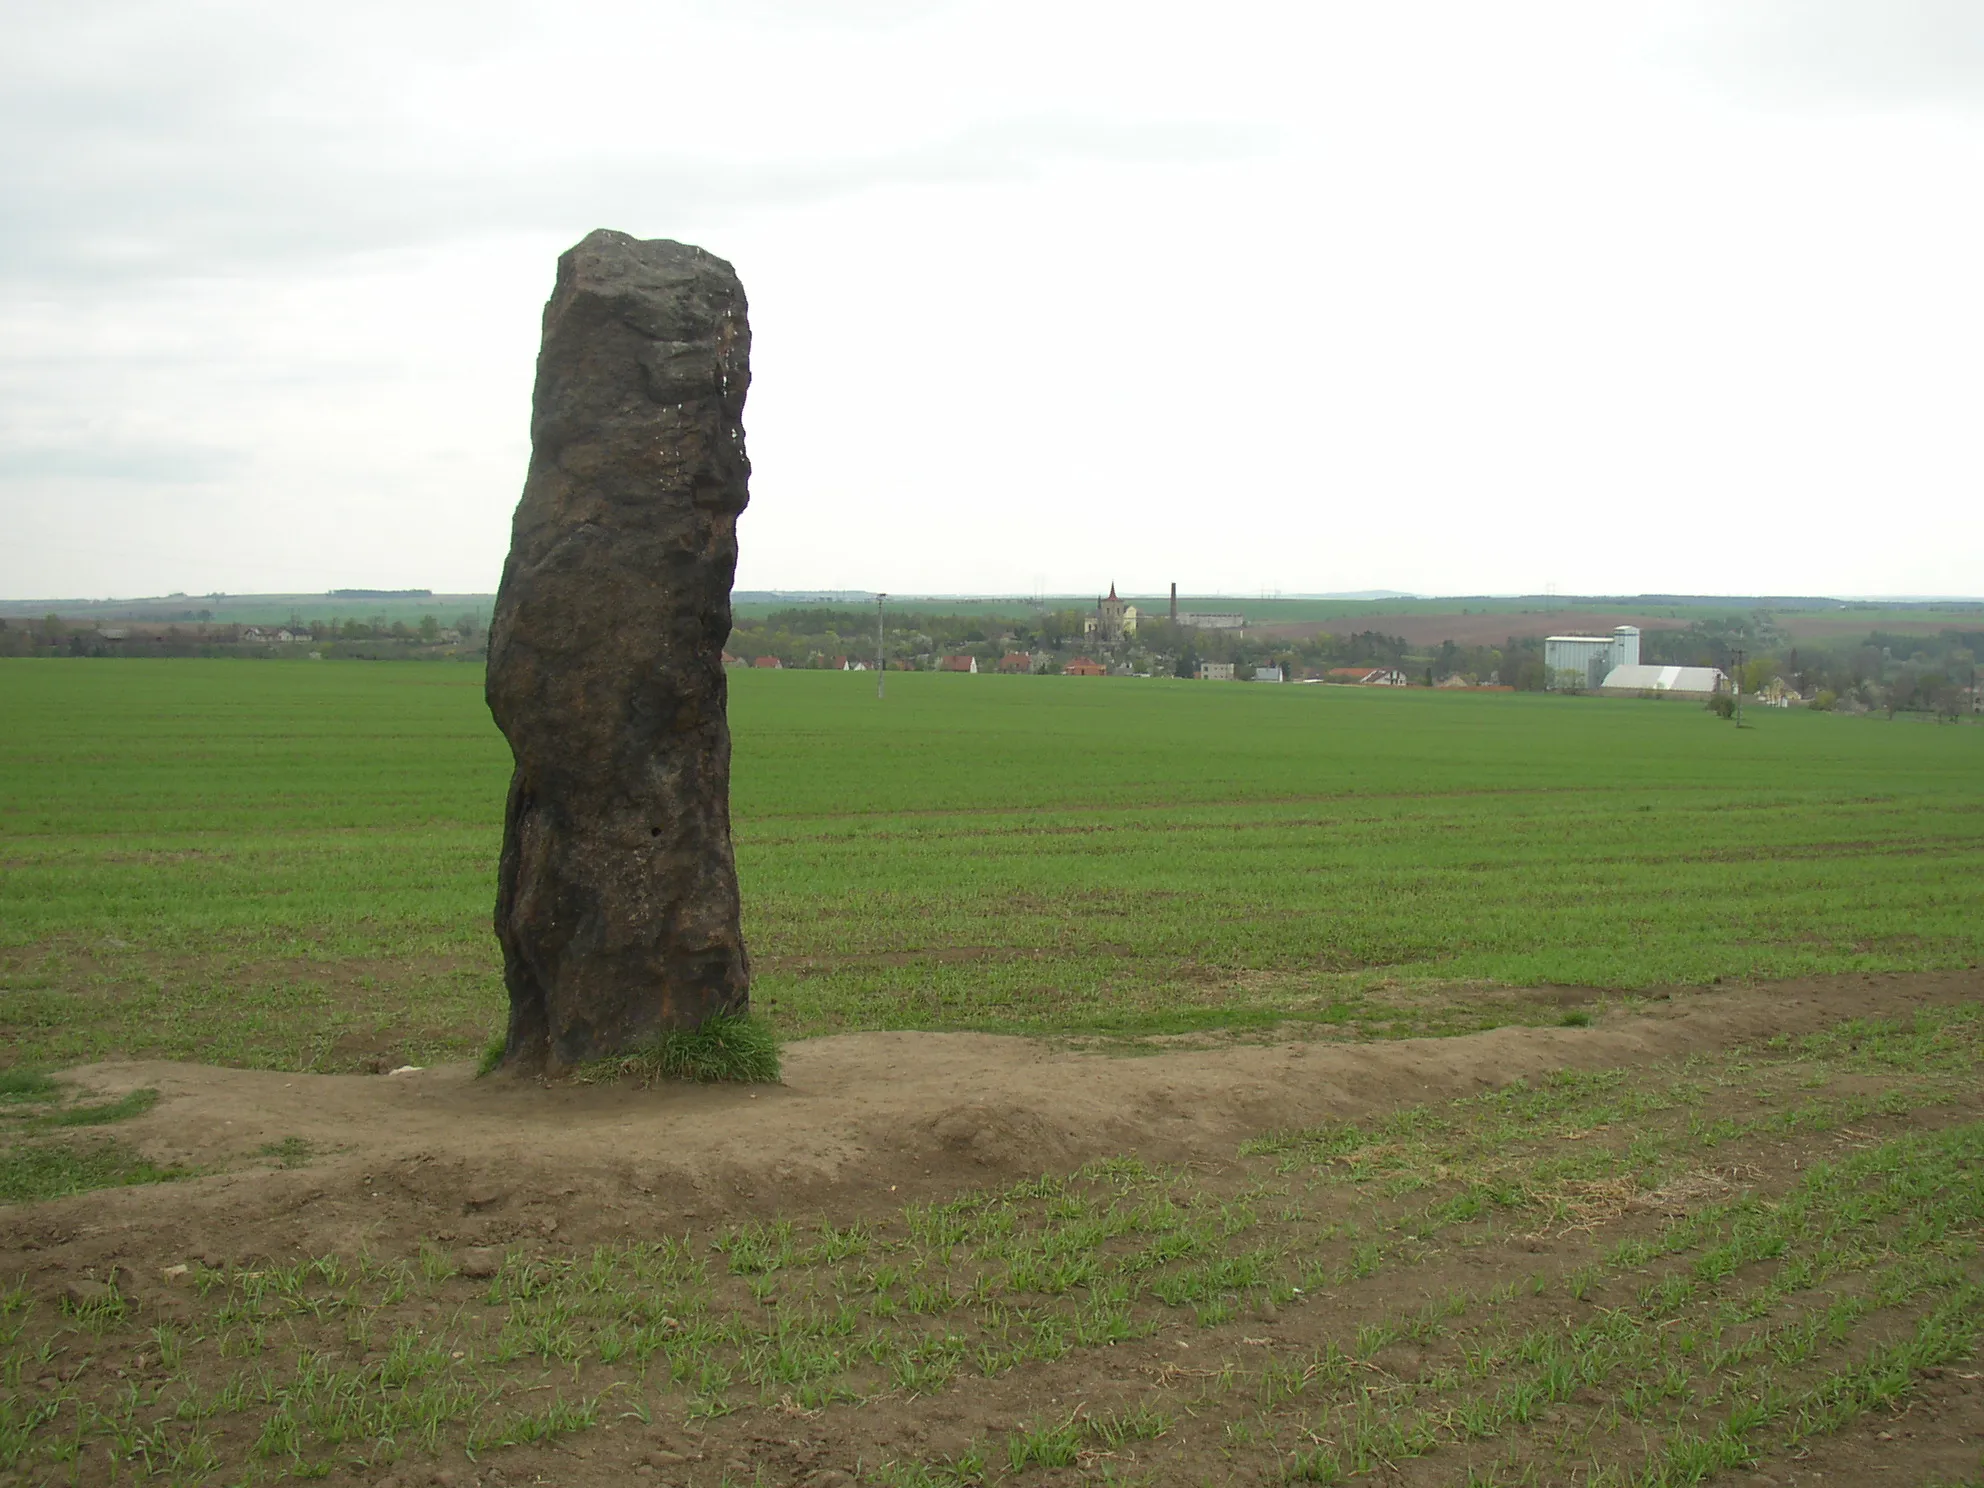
[1731,646,1745,727]
[876,592,886,700]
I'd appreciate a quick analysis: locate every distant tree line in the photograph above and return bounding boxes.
[0,613,486,660]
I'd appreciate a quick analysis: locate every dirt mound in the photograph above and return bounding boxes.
[9,970,1969,1280]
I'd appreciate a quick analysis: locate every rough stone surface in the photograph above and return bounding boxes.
[487,229,752,1072]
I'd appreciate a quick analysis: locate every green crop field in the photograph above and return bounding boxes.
[6,658,1984,1488]
[1,660,1980,1073]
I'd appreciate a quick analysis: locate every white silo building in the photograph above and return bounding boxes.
[1545,627,1641,691]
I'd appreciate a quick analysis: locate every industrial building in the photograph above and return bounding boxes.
[1545,627,1641,691]
[1160,583,1244,630]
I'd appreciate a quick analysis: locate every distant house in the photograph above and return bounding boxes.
[1064,657,1106,676]
[752,656,782,669]
[1327,667,1409,686]
[939,655,979,673]
[1197,662,1236,681]
[721,651,744,667]
[1252,664,1284,683]
[997,652,1032,674]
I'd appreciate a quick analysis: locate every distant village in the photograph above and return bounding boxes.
[720,584,1441,686]
[720,585,1982,715]
[3,585,1976,716]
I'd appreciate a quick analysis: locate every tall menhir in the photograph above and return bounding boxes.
[486,230,752,1072]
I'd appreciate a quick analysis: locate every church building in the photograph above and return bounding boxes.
[1084,584,1138,642]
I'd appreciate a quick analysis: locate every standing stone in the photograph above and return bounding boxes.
[486,230,752,1072]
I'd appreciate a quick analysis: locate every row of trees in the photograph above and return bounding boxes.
[725,606,1105,669]
[0,614,485,659]
[309,614,483,645]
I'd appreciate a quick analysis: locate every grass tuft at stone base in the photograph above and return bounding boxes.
[475,1033,507,1078]
[574,1010,782,1087]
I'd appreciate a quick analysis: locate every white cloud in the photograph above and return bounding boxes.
[1687,0,1984,108]
[1,0,1981,599]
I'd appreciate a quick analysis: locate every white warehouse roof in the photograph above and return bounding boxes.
[1602,664,1726,693]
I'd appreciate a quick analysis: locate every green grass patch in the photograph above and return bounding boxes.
[36,1086,158,1127]
[2,661,1980,1069]
[574,1011,782,1086]
[258,1135,314,1168]
[0,1068,59,1102]
[0,1137,187,1203]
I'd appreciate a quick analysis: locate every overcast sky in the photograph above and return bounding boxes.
[3,0,1981,601]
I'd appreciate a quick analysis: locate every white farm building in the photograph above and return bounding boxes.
[1598,665,1729,700]
[1545,626,1728,698]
